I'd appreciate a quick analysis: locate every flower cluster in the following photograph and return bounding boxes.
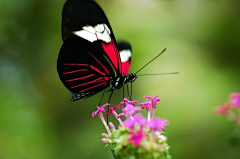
[214,92,240,127]
[92,96,171,159]
[214,92,240,145]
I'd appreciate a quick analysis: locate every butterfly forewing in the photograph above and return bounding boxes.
[62,0,111,41]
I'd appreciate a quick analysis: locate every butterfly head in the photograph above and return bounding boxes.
[127,73,137,83]
[113,74,137,90]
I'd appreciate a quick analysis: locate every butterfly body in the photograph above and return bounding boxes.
[58,0,135,101]
[110,73,137,90]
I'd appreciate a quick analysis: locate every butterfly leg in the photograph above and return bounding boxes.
[122,82,125,99]
[108,90,114,104]
[131,81,133,98]
[98,89,114,123]
[98,90,107,106]
[126,82,132,101]
[98,89,114,106]
[106,90,114,124]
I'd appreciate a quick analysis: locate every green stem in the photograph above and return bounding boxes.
[111,148,117,159]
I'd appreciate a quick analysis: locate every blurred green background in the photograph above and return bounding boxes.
[1,0,240,158]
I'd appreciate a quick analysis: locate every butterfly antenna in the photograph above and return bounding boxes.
[134,48,166,75]
[137,72,179,76]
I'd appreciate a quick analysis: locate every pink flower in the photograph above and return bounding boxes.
[148,117,169,131]
[92,103,111,134]
[116,113,125,118]
[106,105,119,117]
[229,92,240,108]
[123,118,136,129]
[140,101,152,111]
[92,103,109,118]
[123,105,141,118]
[106,105,124,125]
[128,128,146,147]
[144,96,160,108]
[143,96,160,119]
[123,113,147,129]
[133,113,147,127]
[119,98,139,107]
[118,98,141,118]
[140,101,152,121]
[214,103,230,115]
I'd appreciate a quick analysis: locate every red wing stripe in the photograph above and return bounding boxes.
[121,61,130,75]
[71,77,109,88]
[87,51,110,75]
[90,65,106,76]
[114,42,122,74]
[79,82,108,93]
[102,41,118,69]
[64,63,88,66]
[65,74,95,82]
[63,69,88,74]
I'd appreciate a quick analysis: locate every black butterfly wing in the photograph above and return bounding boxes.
[58,36,113,101]
[58,0,123,101]
[62,0,114,42]
[62,0,122,75]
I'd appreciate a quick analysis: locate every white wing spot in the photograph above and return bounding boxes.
[74,29,97,42]
[94,24,104,32]
[104,24,111,34]
[82,26,95,33]
[120,50,131,62]
[73,24,111,43]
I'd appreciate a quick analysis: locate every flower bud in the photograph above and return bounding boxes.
[101,133,108,137]
[109,122,115,131]
[101,138,109,143]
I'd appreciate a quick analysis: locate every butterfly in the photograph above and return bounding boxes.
[57,0,168,102]
[57,0,137,101]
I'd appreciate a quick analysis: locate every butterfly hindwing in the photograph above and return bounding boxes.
[118,41,132,75]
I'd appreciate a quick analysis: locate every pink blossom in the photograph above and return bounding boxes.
[144,96,160,108]
[116,113,125,118]
[229,92,240,108]
[123,118,136,129]
[123,114,147,129]
[119,98,139,107]
[106,105,119,117]
[118,98,141,118]
[133,113,147,127]
[128,128,146,147]
[92,103,109,118]
[123,105,141,118]
[148,117,169,131]
[92,103,111,134]
[140,101,152,111]
[106,105,124,125]
[214,103,230,115]
[140,101,152,121]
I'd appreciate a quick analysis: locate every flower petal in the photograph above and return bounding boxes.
[214,103,230,115]
[229,92,240,108]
